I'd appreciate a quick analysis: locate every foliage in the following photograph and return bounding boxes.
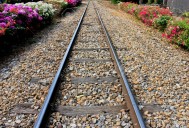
[119,2,189,49]
[6,0,41,4]
[157,0,163,4]
[162,19,189,49]
[182,12,189,18]
[154,16,172,31]
[147,0,162,4]
[61,1,68,9]
[18,1,56,20]
[175,20,189,47]
[148,0,154,4]
[0,4,42,37]
[65,0,81,7]
[0,0,81,42]
[111,0,119,4]
[119,2,172,26]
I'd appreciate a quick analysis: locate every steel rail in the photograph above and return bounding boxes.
[93,2,146,128]
[33,1,90,127]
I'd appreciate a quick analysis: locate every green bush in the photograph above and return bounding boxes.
[154,16,172,31]
[61,1,68,9]
[157,0,163,4]
[182,12,189,18]
[111,0,119,4]
[148,0,154,4]
[176,20,189,48]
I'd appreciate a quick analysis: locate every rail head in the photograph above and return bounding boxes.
[33,1,90,128]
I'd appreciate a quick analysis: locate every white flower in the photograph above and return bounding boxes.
[23,1,55,19]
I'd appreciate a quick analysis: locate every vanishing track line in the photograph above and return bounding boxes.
[34,1,145,128]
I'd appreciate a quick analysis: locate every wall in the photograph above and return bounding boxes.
[167,0,189,14]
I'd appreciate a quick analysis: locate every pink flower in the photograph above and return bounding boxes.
[162,33,166,37]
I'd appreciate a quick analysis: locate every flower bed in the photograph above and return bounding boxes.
[0,0,82,43]
[0,5,40,37]
[46,0,81,11]
[18,1,55,21]
[65,0,81,7]
[0,2,55,41]
[118,2,189,49]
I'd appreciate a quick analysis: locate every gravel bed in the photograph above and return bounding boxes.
[95,1,189,127]
[49,110,133,127]
[74,40,108,48]
[47,2,133,127]
[72,50,111,59]
[74,4,108,49]
[0,3,87,127]
[65,61,116,77]
[58,83,125,106]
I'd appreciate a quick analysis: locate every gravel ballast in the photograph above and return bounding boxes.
[0,1,188,127]
[48,2,134,127]
[0,3,87,127]
[95,1,189,127]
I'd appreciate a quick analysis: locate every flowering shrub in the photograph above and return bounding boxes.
[118,2,189,49]
[163,19,189,48]
[0,4,42,37]
[61,1,68,9]
[0,12,16,36]
[21,1,55,20]
[119,2,172,26]
[154,16,172,31]
[163,25,181,42]
[182,12,189,18]
[65,0,81,7]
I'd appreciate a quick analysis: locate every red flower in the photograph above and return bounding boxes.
[0,28,6,36]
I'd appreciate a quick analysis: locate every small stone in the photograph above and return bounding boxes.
[2,73,11,79]
[57,123,62,128]
[112,70,117,75]
[106,118,111,122]
[69,67,74,71]
[30,77,40,83]
[116,121,121,126]
[70,123,76,127]
[82,117,87,122]
[2,117,6,121]
[98,99,105,104]
[105,121,109,124]
[8,120,12,123]
[39,79,49,86]
[144,111,148,115]
[15,119,21,124]
[121,121,127,126]
[92,118,97,123]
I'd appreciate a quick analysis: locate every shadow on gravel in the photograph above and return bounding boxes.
[0,24,54,67]
[0,2,86,67]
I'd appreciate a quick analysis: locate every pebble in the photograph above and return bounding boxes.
[96,1,189,127]
[121,121,127,126]
[47,2,133,127]
[0,3,87,127]
[92,118,97,124]
[70,123,77,127]
[50,109,132,127]
[15,119,21,124]
[116,121,121,126]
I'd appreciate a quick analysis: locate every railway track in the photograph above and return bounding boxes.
[34,1,145,128]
